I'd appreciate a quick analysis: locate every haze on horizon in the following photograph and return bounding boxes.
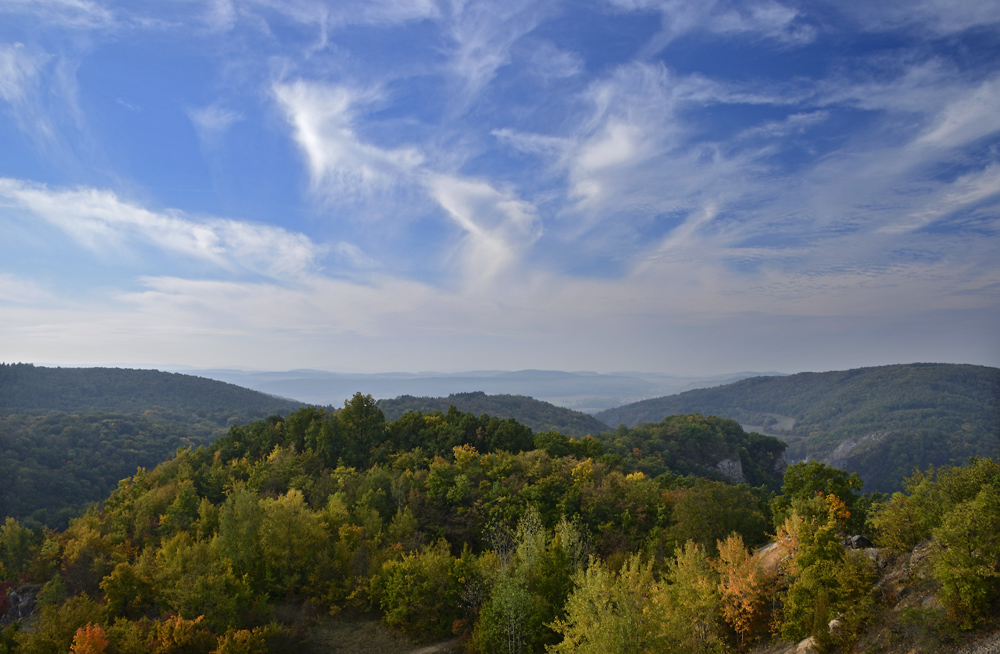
[1,0,998,377]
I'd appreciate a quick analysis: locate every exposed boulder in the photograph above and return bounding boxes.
[0,585,38,626]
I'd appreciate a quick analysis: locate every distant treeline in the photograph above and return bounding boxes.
[378,391,610,437]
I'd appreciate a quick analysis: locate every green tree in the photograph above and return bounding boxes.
[213,487,264,587]
[476,574,545,654]
[659,541,723,654]
[549,554,662,654]
[100,562,154,619]
[929,484,1000,628]
[474,508,551,654]
[14,594,103,654]
[670,479,768,553]
[259,489,328,595]
[155,532,258,631]
[339,393,386,466]
[0,517,37,582]
[779,495,874,649]
[772,462,863,531]
[871,458,1000,552]
[37,572,69,606]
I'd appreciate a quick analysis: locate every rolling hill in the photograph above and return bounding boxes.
[377,391,610,437]
[0,363,302,419]
[595,363,1000,492]
[0,363,304,527]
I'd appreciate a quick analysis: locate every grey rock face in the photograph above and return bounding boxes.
[715,458,746,483]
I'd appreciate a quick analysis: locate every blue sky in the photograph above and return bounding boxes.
[1,0,998,375]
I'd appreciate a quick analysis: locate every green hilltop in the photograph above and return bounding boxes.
[596,363,1000,492]
[1,396,997,654]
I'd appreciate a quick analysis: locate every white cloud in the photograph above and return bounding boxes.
[327,0,439,26]
[734,111,829,142]
[0,273,54,305]
[188,102,243,146]
[203,0,237,31]
[0,43,43,106]
[274,77,543,286]
[0,178,323,280]
[0,0,114,29]
[0,43,89,160]
[447,0,550,101]
[492,128,570,158]
[917,77,1000,150]
[880,165,1000,234]
[836,0,1000,36]
[428,175,541,286]
[273,80,424,197]
[229,0,438,33]
[525,41,583,80]
[606,0,813,53]
[563,62,761,218]
[0,43,51,144]
[712,2,814,43]
[332,241,379,270]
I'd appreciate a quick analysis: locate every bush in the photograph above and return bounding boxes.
[370,540,468,640]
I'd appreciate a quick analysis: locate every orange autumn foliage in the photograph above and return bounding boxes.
[70,623,109,654]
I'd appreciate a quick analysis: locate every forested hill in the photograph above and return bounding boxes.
[0,363,303,419]
[378,391,610,437]
[595,363,1000,492]
[3,402,998,654]
[0,364,304,529]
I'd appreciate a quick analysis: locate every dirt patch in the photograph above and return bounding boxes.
[304,618,418,654]
[406,639,461,654]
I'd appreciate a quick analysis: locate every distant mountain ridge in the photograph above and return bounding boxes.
[184,367,779,412]
[378,391,610,437]
[596,363,1000,492]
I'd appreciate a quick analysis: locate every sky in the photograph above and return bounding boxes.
[0,0,998,376]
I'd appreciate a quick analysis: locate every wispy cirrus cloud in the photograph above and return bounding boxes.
[606,0,814,55]
[559,61,784,229]
[187,102,243,148]
[0,43,54,147]
[429,175,541,286]
[274,78,542,284]
[0,0,114,29]
[833,0,1000,36]
[0,42,91,164]
[0,43,43,106]
[239,0,439,29]
[916,77,1000,150]
[446,0,552,102]
[273,80,424,197]
[0,178,323,280]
